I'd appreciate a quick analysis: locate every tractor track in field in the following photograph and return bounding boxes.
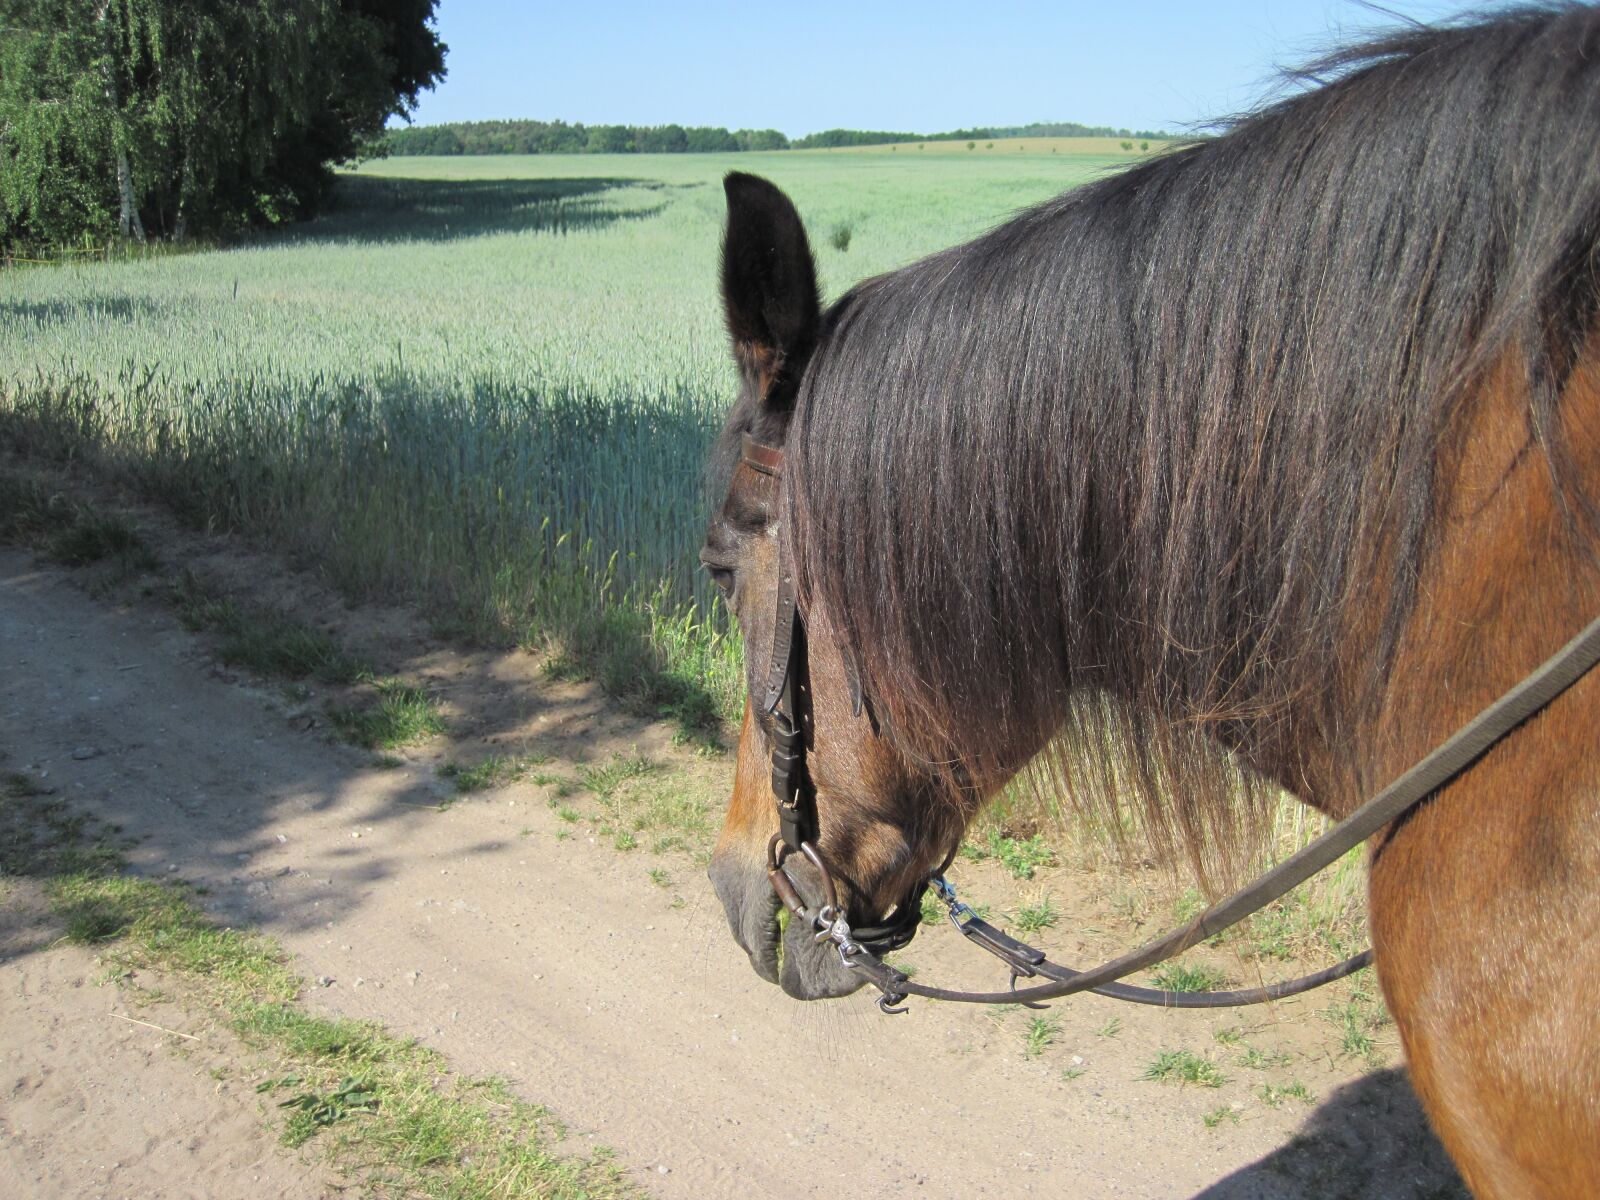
[0,480,1468,1199]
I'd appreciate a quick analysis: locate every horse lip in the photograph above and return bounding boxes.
[749,888,782,983]
[778,909,870,1000]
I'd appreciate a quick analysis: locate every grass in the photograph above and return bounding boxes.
[563,750,715,861]
[1023,1015,1061,1058]
[1011,894,1058,934]
[437,752,549,795]
[172,571,367,684]
[0,761,633,1198]
[0,472,157,575]
[578,749,658,799]
[1236,1045,1293,1071]
[1141,1049,1228,1088]
[0,151,1127,751]
[960,829,1056,879]
[1323,987,1391,1064]
[328,679,446,750]
[1258,1081,1314,1108]
[1149,962,1231,993]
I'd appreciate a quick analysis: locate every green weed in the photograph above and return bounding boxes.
[437,753,547,795]
[1236,1045,1292,1071]
[1258,1081,1314,1107]
[960,825,1056,877]
[0,474,155,573]
[1023,1015,1060,1058]
[1141,1050,1227,1088]
[260,1074,381,1147]
[1323,992,1389,1064]
[577,750,657,799]
[1011,895,1058,934]
[1149,963,1230,993]
[173,574,365,684]
[329,680,445,749]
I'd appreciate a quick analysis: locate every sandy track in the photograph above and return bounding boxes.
[0,545,1467,1198]
[1,886,333,1200]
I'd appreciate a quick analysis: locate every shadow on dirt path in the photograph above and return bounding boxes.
[1195,1068,1466,1198]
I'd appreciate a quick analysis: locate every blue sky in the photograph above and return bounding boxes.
[405,2,1505,136]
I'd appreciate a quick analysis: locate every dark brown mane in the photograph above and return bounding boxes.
[779,4,1600,881]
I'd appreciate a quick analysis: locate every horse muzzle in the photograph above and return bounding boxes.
[707,846,868,999]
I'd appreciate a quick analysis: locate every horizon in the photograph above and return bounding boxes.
[398,1,1509,139]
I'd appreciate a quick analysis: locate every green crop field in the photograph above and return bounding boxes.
[0,148,1141,732]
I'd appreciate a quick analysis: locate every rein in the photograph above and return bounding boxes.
[740,434,1600,1014]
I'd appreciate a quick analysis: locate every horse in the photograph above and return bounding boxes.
[699,6,1600,1195]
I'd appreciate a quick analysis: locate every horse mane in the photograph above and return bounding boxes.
[784,3,1600,883]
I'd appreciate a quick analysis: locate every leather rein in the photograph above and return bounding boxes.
[741,433,1600,1015]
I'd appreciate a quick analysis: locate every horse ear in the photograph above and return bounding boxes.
[721,172,821,407]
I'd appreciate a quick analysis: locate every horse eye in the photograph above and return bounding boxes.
[701,560,735,594]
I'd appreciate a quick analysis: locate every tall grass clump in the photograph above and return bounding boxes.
[0,364,744,724]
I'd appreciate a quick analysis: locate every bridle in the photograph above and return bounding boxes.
[739,433,1600,1015]
[741,434,929,960]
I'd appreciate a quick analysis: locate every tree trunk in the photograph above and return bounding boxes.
[116,148,146,243]
[173,148,191,242]
[97,0,146,244]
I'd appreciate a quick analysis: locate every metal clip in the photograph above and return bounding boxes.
[1010,969,1051,1010]
[812,904,864,966]
[932,872,1048,977]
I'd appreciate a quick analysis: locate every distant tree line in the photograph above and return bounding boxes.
[384,118,1177,157]
[793,121,1173,148]
[386,120,790,156]
[0,0,446,251]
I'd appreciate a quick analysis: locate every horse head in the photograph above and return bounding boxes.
[702,174,972,999]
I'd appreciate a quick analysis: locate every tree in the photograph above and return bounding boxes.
[585,125,632,153]
[736,128,788,151]
[686,126,738,153]
[0,1,117,246]
[0,0,446,249]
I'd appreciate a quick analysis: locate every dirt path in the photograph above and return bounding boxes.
[0,539,1468,1199]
